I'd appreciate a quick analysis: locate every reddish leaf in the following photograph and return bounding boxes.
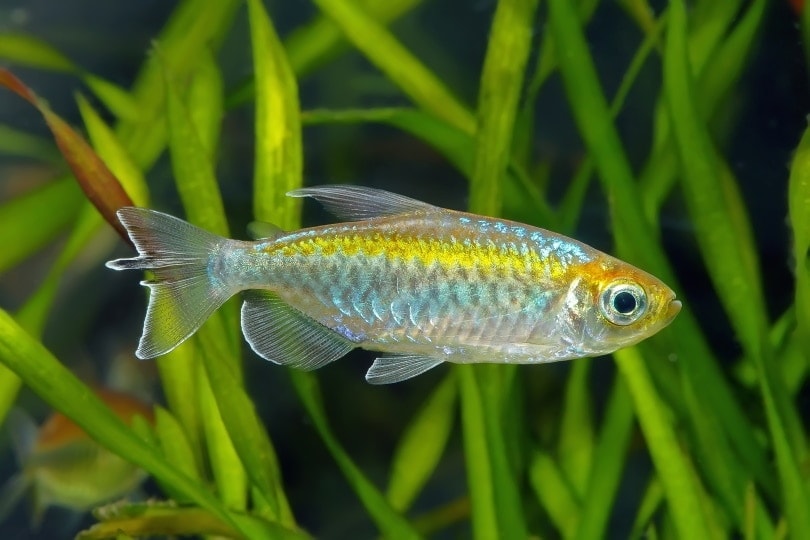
[0,68,133,243]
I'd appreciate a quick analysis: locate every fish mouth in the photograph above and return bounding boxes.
[665,298,682,323]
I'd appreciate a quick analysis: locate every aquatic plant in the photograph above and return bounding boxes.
[0,0,807,538]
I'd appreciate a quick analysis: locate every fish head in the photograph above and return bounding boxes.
[569,258,682,356]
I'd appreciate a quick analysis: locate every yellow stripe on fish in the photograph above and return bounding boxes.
[273,231,568,281]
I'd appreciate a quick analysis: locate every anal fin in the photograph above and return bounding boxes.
[365,355,444,385]
[241,292,355,370]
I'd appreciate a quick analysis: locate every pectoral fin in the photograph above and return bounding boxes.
[241,292,355,370]
[365,355,445,384]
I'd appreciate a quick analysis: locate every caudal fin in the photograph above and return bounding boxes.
[106,207,234,359]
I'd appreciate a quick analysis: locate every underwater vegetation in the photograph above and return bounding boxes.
[0,0,808,538]
[0,389,153,527]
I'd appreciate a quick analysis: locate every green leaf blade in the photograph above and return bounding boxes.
[248,0,303,229]
[386,373,457,512]
[311,0,474,135]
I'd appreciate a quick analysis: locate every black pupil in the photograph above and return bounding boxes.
[613,291,637,314]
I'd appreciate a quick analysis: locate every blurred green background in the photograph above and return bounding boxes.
[0,0,809,538]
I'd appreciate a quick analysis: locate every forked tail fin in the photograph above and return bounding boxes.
[106,207,234,359]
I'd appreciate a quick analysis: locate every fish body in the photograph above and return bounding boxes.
[107,185,681,383]
[0,389,153,525]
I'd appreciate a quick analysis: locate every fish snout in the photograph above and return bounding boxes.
[665,298,682,323]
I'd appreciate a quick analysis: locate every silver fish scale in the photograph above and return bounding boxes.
[262,247,555,353]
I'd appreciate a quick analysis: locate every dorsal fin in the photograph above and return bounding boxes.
[287,185,437,222]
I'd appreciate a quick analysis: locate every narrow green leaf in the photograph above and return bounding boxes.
[666,0,765,395]
[558,12,664,234]
[640,0,765,221]
[789,125,810,361]
[301,108,555,224]
[0,33,75,71]
[666,5,810,536]
[186,49,224,158]
[515,0,600,168]
[162,54,228,237]
[0,365,22,435]
[81,74,139,121]
[617,0,658,35]
[0,177,83,273]
[629,477,665,540]
[695,0,766,125]
[290,371,421,539]
[411,497,469,536]
[558,360,593,497]
[15,205,104,336]
[196,357,248,511]
[744,483,756,540]
[77,93,149,207]
[614,347,717,539]
[227,0,424,107]
[0,124,60,162]
[311,0,475,134]
[0,33,138,120]
[289,0,422,77]
[529,451,580,539]
[154,406,204,484]
[457,366,497,539]
[118,0,240,169]
[247,0,303,230]
[680,362,771,535]
[469,0,538,218]
[155,349,206,488]
[0,309,251,538]
[197,331,295,526]
[574,376,634,540]
[387,373,457,512]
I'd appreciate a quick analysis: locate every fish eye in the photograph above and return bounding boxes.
[600,281,647,326]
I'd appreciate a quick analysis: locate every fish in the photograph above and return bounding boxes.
[106,185,682,384]
[0,388,153,526]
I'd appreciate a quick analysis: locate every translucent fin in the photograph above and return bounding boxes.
[6,408,37,467]
[106,207,235,359]
[0,474,30,524]
[365,355,444,384]
[247,220,284,240]
[241,291,355,370]
[287,185,437,221]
